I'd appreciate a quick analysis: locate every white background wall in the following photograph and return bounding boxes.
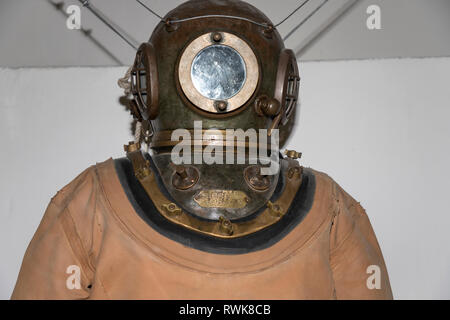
[2,0,450,67]
[1,57,449,299]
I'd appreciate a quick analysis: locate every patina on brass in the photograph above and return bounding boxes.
[125,144,303,239]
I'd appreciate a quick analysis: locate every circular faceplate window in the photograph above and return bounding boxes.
[191,45,246,101]
[178,32,259,114]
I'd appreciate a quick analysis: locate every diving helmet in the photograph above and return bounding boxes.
[124,0,301,226]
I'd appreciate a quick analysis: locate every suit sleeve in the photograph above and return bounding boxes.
[329,184,393,300]
[11,167,100,300]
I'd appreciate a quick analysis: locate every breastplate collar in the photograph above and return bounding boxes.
[124,142,303,239]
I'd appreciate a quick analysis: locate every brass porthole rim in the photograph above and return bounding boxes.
[177,32,260,114]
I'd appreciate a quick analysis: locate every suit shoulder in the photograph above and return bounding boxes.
[50,158,115,217]
[302,167,360,208]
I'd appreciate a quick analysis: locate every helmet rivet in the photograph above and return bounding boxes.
[165,18,179,32]
[263,24,274,39]
[211,32,223,43]
[219,216,234,235]
[214,100,228,112]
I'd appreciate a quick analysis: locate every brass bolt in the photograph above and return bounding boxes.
[161,203,182,217]
[284,150,302,160]
[214,100,228,112]
[288,167,301,179]
[267,201,282,217]
[219,216,234,236]
[124,141,141,153]
[211,32,223,42]
[135,164,151,179]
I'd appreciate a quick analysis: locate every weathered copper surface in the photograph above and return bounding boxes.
[125,145,303,238]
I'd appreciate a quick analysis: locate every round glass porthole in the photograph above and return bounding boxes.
[178,32,259,114]
[191,45,246,101]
